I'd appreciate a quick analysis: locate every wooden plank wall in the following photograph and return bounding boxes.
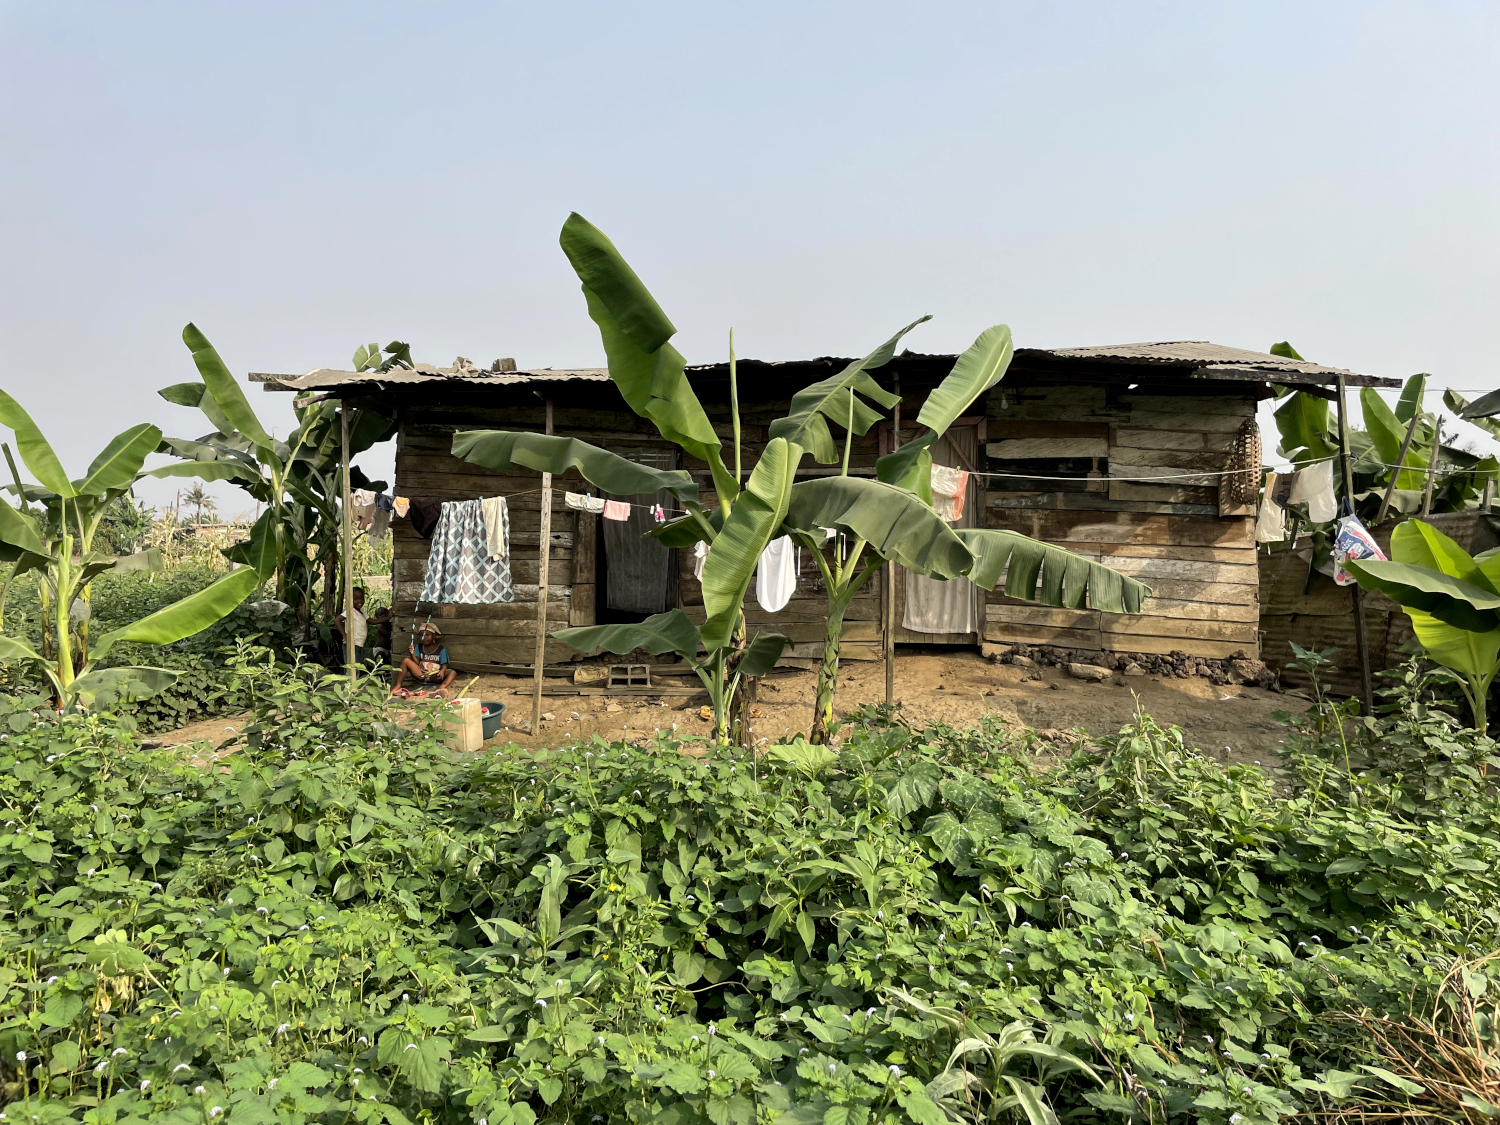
[391,398,884,667]
[984,386,1262,659]
[392,401,668,667]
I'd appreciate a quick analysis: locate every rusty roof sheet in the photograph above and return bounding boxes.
[258,339,1398,395]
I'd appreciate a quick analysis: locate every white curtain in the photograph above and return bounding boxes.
[903,426,983,635]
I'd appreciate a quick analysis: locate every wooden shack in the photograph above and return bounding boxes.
[260,341,1398,671]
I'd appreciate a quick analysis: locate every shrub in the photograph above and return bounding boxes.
[0,661,1495,1122]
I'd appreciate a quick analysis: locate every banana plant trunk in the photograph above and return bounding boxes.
[810,551,882,745]
[809,601,848,744]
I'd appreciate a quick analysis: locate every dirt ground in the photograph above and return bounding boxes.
[153,652,1296,767]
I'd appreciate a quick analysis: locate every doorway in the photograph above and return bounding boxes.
[881,418,986,644]
[597,446,678,623]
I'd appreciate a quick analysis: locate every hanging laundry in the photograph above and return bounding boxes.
[480,496,509,561]
[408,499,443,538]
[352,488,376,507]
[369,506,392,542]
[1333,514,1386,586]
[418,499,514,604]
[756,535,797,613]
[929,464,969,522]
[375,493,395,513]
[1289,459,1337,524]
[602,499,631,522]
[691,540,709,581]
[393,496,411,519]
[1255,471,1287,543]
[565,491,606,514]
[650,503,666,524]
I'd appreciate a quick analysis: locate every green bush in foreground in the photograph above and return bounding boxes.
[0,653,1496,1124]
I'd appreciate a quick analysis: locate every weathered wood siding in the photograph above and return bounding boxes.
[392,402,672,667]
[982,385,1261,659]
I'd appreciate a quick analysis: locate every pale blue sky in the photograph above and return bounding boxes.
[2,2,1497,512]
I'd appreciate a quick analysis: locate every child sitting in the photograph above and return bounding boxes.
[392,622,455,696]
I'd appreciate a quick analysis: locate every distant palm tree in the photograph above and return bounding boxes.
[183,483,217,525]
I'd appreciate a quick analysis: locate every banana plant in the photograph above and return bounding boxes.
[455,213,1150,744]
[157,326,397,627]
[1345,519,1500,730]
[553,609,789,738]
[1268,343,1498,520]
[0,391,258,708]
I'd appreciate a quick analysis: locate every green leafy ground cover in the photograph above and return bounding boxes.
[2,568,292,733]
[0,652,1496,1123]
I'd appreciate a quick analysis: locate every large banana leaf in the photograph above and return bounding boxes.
[1342,558,1500,632]
[782,478,971,578]
[91,566,259,662]
[79,424,164,495]
[1446,389,1500,442]
[1458,385,1500,420]
[182,323,276,453]
[1405,609,1500,679]
[560,214,737,503]
[225,510,279,580]
[145,460,262,485]
[1361,388,1429,489]
[1394,518,1492,585]
[450,431,699,503]
[700,437,802,649]
[159,381,235,436]
[1273,392,1336,464]
[1395,373,1427,423]
[0,501,45,556]
[955,529,1150,613]
[553,608,701,660]
[559,212,676,353]
[0,389,74,498]
[739,631,791,677]
[877,324,1012,490]
[768,319,922,464]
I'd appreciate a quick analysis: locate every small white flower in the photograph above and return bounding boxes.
[210,1109,223,1118]
[15,1052,24,1062]
[707,1069,715,1078]
[888,1064,902,1076]
[536,999,547,1008]
[173,1064,190,1074]
[267,1078,277,1089]
[112,1047,127,1057]
[140,1079,150,1091]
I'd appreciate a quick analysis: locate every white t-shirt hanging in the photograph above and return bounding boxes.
[756,535,797,613]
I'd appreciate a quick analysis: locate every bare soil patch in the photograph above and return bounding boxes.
[456,651,1293,767]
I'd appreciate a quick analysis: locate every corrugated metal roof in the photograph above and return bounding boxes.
[255,363,610,394]
[257,339,1398,395]
[1033,340,1363,378]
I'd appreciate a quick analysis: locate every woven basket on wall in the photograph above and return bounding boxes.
[1225,418,1262,506]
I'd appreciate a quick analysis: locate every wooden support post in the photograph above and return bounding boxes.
[1421,422,1443,517]
[531,397,554,734]
[1375,411,1422,526]
[884,376,900,705]
[1336,374,1374,715]
[340,402,355,682]
[1484,478,1495,512]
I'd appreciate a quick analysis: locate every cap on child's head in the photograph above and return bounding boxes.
[418,621,441,637]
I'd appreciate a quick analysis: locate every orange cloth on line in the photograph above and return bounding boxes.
[929,464,969,522]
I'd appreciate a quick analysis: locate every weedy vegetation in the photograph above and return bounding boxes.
[0,645,1496,1124]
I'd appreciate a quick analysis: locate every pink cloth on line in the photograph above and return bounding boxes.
[602,499,631,521]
